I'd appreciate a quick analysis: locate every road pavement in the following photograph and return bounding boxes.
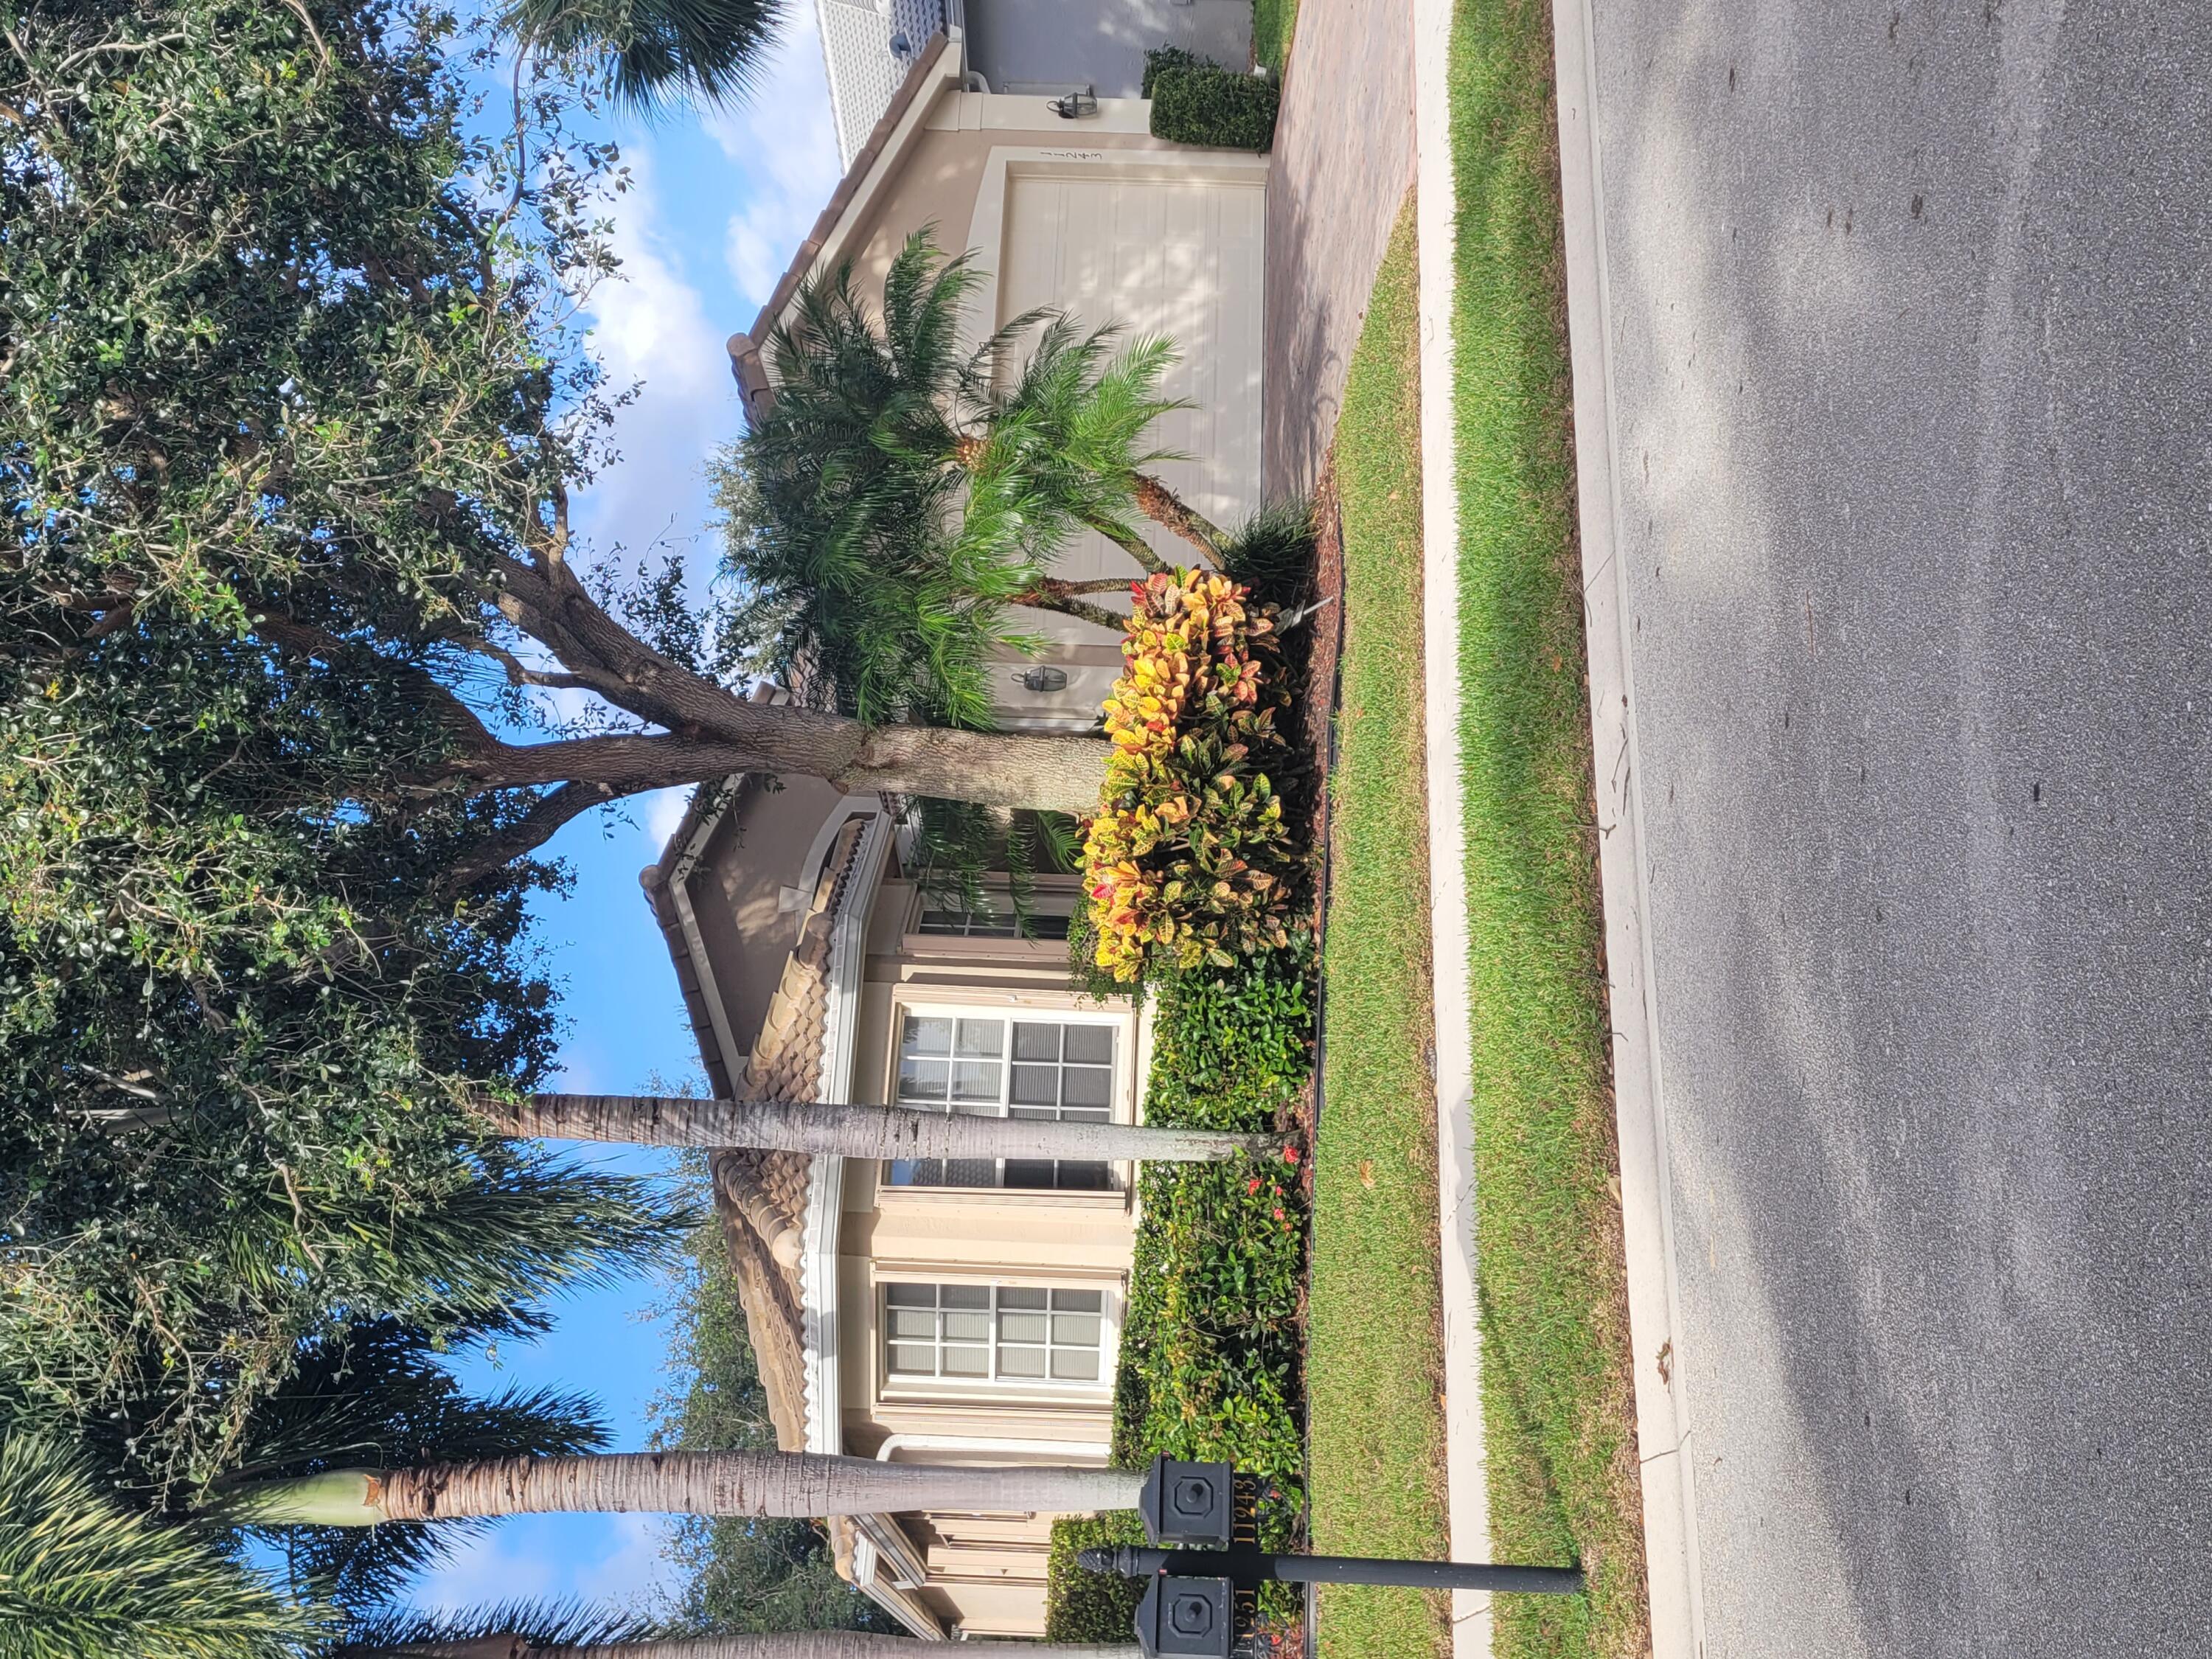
[1589,4,2212,1654]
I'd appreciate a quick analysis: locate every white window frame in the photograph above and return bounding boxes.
[884,1002,1124,1193]
[876,1277,1119,1399]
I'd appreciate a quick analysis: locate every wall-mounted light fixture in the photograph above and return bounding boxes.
[1048,89,1100,119]
[1018,664,1070,693]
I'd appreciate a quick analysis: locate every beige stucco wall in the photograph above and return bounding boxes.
[835,861,1141,1639]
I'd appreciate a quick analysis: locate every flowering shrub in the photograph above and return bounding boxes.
[1082,569,1303,981]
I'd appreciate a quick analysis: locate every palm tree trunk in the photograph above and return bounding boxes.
[220,1452,1144,1526]
[483,1094,1282,1166]
[1013,576,1134,633]
[1079,509,1173,577]
[389,1637,1139,1658]
[1128,473,1226,568]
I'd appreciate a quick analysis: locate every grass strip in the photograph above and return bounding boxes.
[1308,200,1452,1659]
[1449,1,1649,1655]
[1253,0,1296,74]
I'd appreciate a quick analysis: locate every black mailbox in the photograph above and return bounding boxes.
[1139,1455,1236,1549]
[1136,1573,1234,1659]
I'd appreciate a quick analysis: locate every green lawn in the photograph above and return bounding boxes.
[1308,201,1452,1659]
[1450,0,1649,1655]
[1253,0,1297,74]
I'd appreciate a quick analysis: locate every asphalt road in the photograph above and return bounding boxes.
[1588,4,2212,1654]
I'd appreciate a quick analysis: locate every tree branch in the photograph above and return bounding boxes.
[437,780,618,891]
[252,610,499,755]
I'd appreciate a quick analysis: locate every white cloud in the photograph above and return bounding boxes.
[577,147,734,602]
[644,785,695,849]
[408,1526,558,1615]
[704,7,844,310]
[574,1512,683,1610]
[406,1514,680,1621]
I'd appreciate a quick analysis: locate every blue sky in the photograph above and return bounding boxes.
[406,13,844,1619]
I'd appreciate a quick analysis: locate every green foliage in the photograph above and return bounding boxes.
[0,1436,324,1659]
[503,0,786,111]
[0,0,695,1502]
[230,1311,611,1605]
[647,1170,891,1636]
[728,231,1180,731]
[1045,1510,1147,1644]
[1140,44,1215,98]
[1111,950,1313,1527]
[1149,66,1281,152]
[1220,501,1321,611]
[1084,573,1309,981]
[325,1600,660,1658]
[1053,950,1315,1638]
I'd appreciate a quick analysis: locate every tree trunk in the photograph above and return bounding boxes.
[484,1095,1282,1166]
[221,1452,1144,1526]
[387,1636,1140,1659]
[1129,473,1226,568]
[446,723,1107,815]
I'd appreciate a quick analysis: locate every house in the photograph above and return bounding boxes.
[646,27,1269,1640]
[812,0,1256,168]
[734,24,1269,729]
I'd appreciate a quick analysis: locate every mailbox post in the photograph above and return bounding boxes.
[1079,1458,1585,1659]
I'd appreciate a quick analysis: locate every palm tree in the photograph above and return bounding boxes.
[475,1093,1285,1166]
[220,1449,1142,1528]
[0,1435,324,1659]
[727,234,1226,728]
[501,0,785,112]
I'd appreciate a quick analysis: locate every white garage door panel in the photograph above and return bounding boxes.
[998,174,1265,602]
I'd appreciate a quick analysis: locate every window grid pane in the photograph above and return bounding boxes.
[887,1018,1116,1192]
[883,1282,1106,1386]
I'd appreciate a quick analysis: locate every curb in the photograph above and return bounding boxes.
[1412,0,1495,1652]
[1546,2,1708,1656]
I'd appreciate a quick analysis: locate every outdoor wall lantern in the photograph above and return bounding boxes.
[1018,664,1070,693]
[1081,1458,1585,1659]
[1049,88,1101,119]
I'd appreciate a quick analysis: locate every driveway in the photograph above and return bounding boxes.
[1262,0,1413,499]
[1588,4,2212,1655]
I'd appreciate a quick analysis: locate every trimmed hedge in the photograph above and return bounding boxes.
[1140,44,1215,100]
[1045,1511,1148,1643]
[1148,65,1280,152]
[1043,950,1315,1637]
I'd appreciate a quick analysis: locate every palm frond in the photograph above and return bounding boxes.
[325,1599,663,1658]
[506,0,787,112]
[0,1436,322,1659]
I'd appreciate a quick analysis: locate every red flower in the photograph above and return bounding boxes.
[1282,1144,1301,1164]
[1246,1177,1262,1194]
[1272,1208,1286,1222]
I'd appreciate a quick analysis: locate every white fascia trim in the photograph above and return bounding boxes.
[799,809,894,1456]
[854,1511,936,1590]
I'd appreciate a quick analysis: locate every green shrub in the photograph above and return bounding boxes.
[1045,1511,1149,1642]
[1141,44,1218,99]
[1109,946,1315,1551]
[1149,66,1281,152]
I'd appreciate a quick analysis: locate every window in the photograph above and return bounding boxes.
[889,1012,1116,1192]
[882,1283,1106,1385]
[917,905,1072,941]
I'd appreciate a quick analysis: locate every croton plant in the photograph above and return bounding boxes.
[1081,570,1303,980]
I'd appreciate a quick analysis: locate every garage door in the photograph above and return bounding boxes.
[995,172,1265,591]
